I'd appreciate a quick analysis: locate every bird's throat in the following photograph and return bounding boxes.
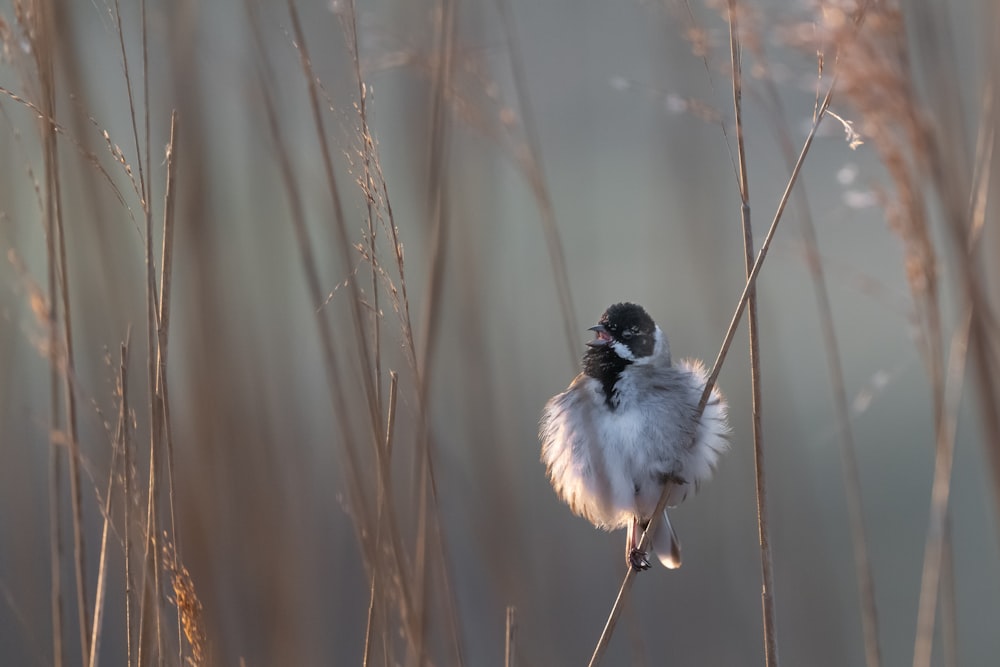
[583,347,631,409]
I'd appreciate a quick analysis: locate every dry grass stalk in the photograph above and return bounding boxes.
[589,66,839,667]
[911,56,995,667]
[162,540,208,667]
[494,0,580,369]
[807,5,998,667]
[727,2,779,665]
[248,4,442,663]
[121,336,136,667]
[505,605,517,667]
[5,1,997,665]
[742,19,886,667]
[17,0,93,662]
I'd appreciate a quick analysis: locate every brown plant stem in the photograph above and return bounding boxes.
[89,335,130,667]
[156,110,181,665]
[363,371,399,667]
[505,606,517,667]
[750,47,882,667]
[588,78,835,667]
[494,0,579,368]
[35,0,91,660]
[727,4,778,665]
[912,75,994,667]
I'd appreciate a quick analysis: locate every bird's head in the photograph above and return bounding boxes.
[585,302,668,365]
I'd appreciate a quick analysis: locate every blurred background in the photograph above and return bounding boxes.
[1,0,999,665]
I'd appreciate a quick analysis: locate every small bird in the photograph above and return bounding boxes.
[539,302,730,570]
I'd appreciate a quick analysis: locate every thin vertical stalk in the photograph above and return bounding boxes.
[756,69,882,667]
[245,0,373,555]
[588,82,834,667]
[939,515,958,667]
[728,4,778,665]
[48,398,64,667]
[409,0,467,663]
[121,337,135,667]
[343,0,384,424]
[494,0,578,367]
[156,110,181,666]
[285,0,380,437]
[505,606,517,667]
[112,0,165,660]
[35,0,89,660]
[417,0,456,395]
[246,14,438,660]
[54,125,89,667]
[912,79,994,667]
[43,33,65,658]
[911,310,971,667]
[53,122,90,667]
[89,356,127,667]
[363,371,399,667]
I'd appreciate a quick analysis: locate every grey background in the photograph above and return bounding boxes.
[1,0,997,665]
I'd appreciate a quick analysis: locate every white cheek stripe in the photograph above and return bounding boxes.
[610,340,635,361]
[652,327,665,358]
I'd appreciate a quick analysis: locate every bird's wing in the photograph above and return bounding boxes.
[539,374,618,528]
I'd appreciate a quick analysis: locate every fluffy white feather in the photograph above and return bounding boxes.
[539,315,730,570]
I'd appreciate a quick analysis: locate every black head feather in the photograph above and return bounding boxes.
[582,302,659,408]
[598,303,657,357]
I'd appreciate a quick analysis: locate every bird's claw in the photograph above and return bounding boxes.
[628,548,651,571]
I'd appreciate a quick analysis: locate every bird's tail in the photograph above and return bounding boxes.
[652,510,682,569]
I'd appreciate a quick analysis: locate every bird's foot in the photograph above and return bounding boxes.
[657,471,688,486]
[628,548,651,571]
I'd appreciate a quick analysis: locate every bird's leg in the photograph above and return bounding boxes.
[626,516,651,571]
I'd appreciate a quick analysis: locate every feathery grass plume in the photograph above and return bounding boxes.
[789,3,999,666]
[162,539,208,667]
[786,3,942,362]
[3,0,999,665]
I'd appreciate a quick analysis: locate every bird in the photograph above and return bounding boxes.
[539,302,730,571]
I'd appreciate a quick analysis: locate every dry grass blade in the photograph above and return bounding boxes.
[156,110,182,665]
[248,4,373,548]
[0,578,48,667]
[112,0,149,211]
[912,74,995,667]
[363,371,400,667]
[756,66,883,667]
[48,349,65,667]
[494,0,579,368]
[588,76,836,667]
[28,0,91,661]
[87,447,115,667]
[157,110,179,541]
[244,10,453,662]
[0,85,134,212]
[109,0,171,659]
[939,516,958,667]
[89,333,131,667]
[505,606,517,667]
[911,309,971,667]
[53,104,90,667]
[162,542,208,666]
[121,337,135,667]
[409,0,470,663]
[342,0,385,424]
[285,0,380,437]
[272,13,456,659]
[727,3,778,665]
[416,0,456,399]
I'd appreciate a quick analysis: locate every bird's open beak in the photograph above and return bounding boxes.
[587,324,612,347]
